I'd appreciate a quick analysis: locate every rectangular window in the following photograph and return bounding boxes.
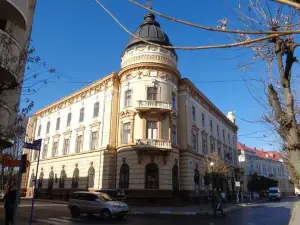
[63,138,70,155]
[217,125,219,138]
[228,134,230,145]
[90,131,98,150]
[210,120,213,133]
[192,134,198,152]
[0,20,7,30]
[76,135,83,153]
[38,125,42,136]
[67,113,72,127]
[124,90,132,107]
[223,129,225,141]
[192,106,196,122]
[147,87,158,100]
[146,120,158,139]
[202,135,207,154]
[202,113,205,127]
[52,142,58,157]
[210,138,215,153]
[218,144,221,156]
[42,144,48,159]
[122,122,131,144]
[79,108,84,123]
[172,93,176,109]
[172,124,177,144]
[46,121,50,134]
[56,118,60,131]
[93,102,100,118]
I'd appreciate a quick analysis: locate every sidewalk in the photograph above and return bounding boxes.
[28,198,267,216]
[289,202,300,225]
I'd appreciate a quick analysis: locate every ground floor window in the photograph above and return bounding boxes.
[145,163,159,189]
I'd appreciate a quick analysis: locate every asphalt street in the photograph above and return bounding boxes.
[0,197,299,225]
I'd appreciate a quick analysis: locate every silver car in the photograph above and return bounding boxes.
[68,191,129,219]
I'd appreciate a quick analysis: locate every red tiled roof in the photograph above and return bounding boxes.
[237,142,283,162]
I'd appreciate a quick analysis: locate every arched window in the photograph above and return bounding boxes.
[145,163,159,189]
[119,160,129,189]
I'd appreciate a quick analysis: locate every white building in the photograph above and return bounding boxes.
[23,13,239,202]
[238,142,294,194]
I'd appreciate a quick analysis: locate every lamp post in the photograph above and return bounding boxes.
[210,162,215,209]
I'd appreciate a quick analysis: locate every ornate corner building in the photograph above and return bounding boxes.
[23,13,239,203]
[0,0,36,151]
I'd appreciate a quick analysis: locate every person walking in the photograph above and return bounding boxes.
[4,185,17,225]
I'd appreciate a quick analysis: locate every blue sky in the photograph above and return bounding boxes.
[22,0,290,151]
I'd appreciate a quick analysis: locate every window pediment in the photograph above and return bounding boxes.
[120,110,136,119]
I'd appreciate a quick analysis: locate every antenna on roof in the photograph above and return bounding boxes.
[146,0,152,10]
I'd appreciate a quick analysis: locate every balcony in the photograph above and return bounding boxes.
[0,0,28,30]
[135,139,172,150]
[135,100,173,112]
[0,29,21,84]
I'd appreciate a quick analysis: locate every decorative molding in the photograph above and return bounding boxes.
[180,78,238,133]
[34,73,119,118]
[119,110,136,120]
[89,121,101,128]
[75,126,86,132]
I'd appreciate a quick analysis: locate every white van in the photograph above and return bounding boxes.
[268,187,281,201]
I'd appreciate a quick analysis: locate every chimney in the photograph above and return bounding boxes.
[227,111,236,124]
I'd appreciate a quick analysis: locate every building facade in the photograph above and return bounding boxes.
[238,142,294,195]
[0,0,36,151]
[23,13,239,202]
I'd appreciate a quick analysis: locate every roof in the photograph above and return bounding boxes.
[237,142,283,162]
[123,13,177,58]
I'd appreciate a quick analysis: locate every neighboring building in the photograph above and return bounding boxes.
[238,142,294,194]
[23,13,239,201]
[0,0,37,151]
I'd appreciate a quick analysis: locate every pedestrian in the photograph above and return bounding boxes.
[214,190,225,216]
[221,190,227,203]
[4,184,17,225]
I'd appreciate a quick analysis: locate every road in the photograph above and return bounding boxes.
[0,197,299,225]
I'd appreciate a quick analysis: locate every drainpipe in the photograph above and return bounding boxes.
[98,91,106,190]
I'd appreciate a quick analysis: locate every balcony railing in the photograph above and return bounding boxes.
[135,139,172,149]
[135,100,173,111]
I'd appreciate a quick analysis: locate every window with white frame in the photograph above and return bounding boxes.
[46,121,50,134]
[147,87,158,100]
[93,102,100,118]
[79,108,84,123]
[42,144,48,159]
[63,138,70,155]
[192,106,196,122]
[210,137,215,153]
[56,117,60,131]
[202,135,208,154]
[76,135,83,153]
[38,125,42,136]
[67,112,72,127]
[202,113,205,127]
[172,93,176,109]
[192,133,198,152]
[172,124,177,144]
[52,141,58,157]
[90,131,98,150]
[122,122,131,144]
[146,121,158,139]
[124,90,132,107]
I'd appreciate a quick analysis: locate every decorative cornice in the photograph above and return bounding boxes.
[119,110,136,119]
[179,78,238,133]
[63,130,72,136]
[89,121,101,128]
[119,62,181,81]
[75,126,86,132]
[35,73,119,118]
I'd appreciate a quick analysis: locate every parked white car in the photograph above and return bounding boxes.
[268,187,281,201]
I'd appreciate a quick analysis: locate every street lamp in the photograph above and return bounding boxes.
[210,161,215,209]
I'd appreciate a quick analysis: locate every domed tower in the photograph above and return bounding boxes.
[117,13,180,192]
